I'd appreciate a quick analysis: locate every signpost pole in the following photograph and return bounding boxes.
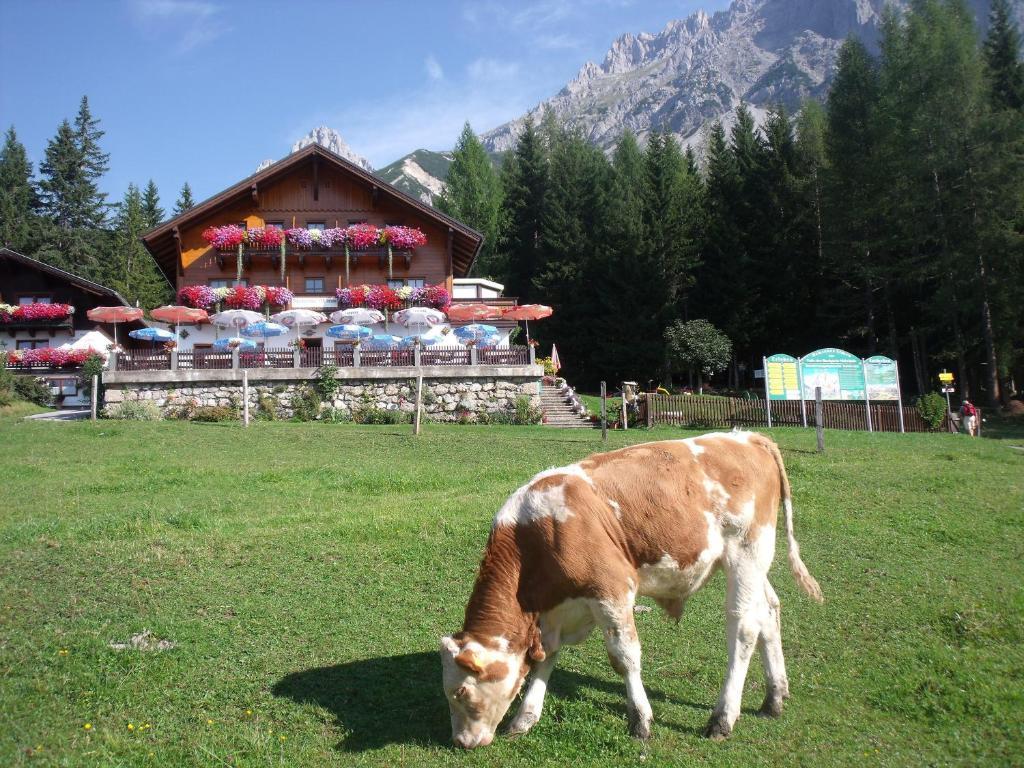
[90,375,98,421]
[600,381,608,442]
[895,360,905,433]
[815,386,824,453]
[763,356,772,428]
[798,357,807,428]
[242,370,249,427]
[414,374,423,436]
[861,359,873,432]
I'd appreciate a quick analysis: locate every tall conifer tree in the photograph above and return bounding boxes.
[142,180,164,230]
[173,182,195,215]
[498,119,547,303]
[0,127,39,252]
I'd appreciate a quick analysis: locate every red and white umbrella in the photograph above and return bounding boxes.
[502,304,553,344]
[447,303,504,322]
[86,306,144,347]
[150,305,209,342]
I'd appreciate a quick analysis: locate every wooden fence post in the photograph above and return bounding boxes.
[242,370,250,427]
[90,375,98,421]
[600,381,607,442]
[413,374,423,435]
[815,386,824,453]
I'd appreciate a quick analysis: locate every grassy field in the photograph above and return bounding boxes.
[0,415,1021,767]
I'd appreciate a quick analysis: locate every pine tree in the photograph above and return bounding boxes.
[793,100,829,350]
[104,184,170,309]
[498,119,547,303]
[173,182,195,215]
[983,0,1024,111]
[142,179,164,230]
[437,123,502,279]
[71,96,109,227]
[0,127,39,252]
[532,126,609,384]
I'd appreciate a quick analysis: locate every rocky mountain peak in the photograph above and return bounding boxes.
[292,126,374,172]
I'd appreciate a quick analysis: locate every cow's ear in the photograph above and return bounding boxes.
[440,635,460,656]
[455,649,486,675]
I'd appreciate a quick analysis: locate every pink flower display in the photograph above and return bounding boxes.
[335,283,449,310]
[202,225,246,250]
[177,285,217,309]
[8,347,99,367]
[382,226,427,250]
[265,286,294,306]
[0,303,75,323]
[344,224,380,250]
[245,227,284,248]
[224,286,264,310]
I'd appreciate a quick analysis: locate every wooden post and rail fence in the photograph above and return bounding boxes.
[640,393,947,433]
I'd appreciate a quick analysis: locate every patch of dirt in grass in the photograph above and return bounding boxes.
[108,629,176,652]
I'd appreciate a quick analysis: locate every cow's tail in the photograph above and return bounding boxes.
[768,440,824,603]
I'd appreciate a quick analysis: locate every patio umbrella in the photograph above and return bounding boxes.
[212,337,257,352]
[363,334,403,350]
[399,333,442,348]
[271,309,327,349]
[128,327,176,345]
[240,321,289,342]
[392,307,446,330]
[501,304,553,344]
[329,307,385,326]
[150,305,208,342]
[86,306,145,348]
[447,303,503,322]
[325,324,373,343]
[210,309,264,331]
[478,333,501,349]
[453,324,499,345]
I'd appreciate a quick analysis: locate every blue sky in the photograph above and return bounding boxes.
[1,0,730,208]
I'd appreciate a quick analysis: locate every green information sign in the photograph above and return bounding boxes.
[766,353,801,401]
[864,355,900,401]
[800,348,865,401]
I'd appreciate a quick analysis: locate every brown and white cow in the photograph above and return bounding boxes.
[440,431,823,749]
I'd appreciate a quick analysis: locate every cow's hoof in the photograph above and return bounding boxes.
[627,706,652,741]
[758,695,784,718]
[504,712,538,737]
[702,714,732,741]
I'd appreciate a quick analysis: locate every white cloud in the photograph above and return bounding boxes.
[130,0,226,53]
[467,58,521,82]
[425,55,444,82]
[535,33,582,50]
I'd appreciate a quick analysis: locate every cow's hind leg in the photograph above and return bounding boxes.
[757,579,789,718]
[506,650,559,737]
[592,592,653,740]
[704,543,771,740]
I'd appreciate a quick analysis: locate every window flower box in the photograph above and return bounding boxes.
[0,303,75,324]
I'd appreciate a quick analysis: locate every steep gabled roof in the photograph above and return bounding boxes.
[0,248,135,306]
[141,143,484,281]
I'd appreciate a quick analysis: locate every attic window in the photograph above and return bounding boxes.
[306,222,325,231]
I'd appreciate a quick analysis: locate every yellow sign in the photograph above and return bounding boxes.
[938,371,954,383]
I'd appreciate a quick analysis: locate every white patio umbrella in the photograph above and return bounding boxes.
[329,307,385,326]
[271,309,327,349]
[392,307,445,329]
[210,309,264,330]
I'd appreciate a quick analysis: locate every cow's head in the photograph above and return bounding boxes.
[440,634,534,748]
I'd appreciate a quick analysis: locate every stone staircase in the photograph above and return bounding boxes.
[541,381,595,429]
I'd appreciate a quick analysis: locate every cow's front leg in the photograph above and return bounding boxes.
[506,650,559,737]
[593,595,653,740]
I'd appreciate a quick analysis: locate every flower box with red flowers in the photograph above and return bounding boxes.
[0,302,75,325]
[7,347,99,369]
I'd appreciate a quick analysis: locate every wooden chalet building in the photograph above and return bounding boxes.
[140,144,509,354]
[0,247,148,404]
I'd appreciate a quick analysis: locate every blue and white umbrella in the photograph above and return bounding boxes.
[453,324,499,344]
[363,334,403,350]
[211,337,257,352]
[399,333,443,348]
[326,324,373,343]
[241,321,288,342]
[477,333,501,348]
[129,327,176,345]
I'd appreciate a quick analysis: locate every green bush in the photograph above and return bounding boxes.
[0,351,14,406]
[916,392,948,431]
[14,376,54,407]
[291,385,322,421]
[256,392,280,421]
[80,354,105,406]
[320,406,353,423]
[316,365,340,402]
[514,395,542,425]
[190,405,237,422]
[104,400,162,421]
[353,405,408,425]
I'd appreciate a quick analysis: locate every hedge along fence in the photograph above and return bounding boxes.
[640,394,947,433]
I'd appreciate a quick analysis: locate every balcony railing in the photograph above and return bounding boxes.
[112,344,535,372]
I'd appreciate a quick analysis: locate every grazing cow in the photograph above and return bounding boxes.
[440,431,823,749]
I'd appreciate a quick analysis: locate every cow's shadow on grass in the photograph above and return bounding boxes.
[272,651,711,752]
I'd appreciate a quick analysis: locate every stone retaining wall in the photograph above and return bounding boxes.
[103,366,542,421]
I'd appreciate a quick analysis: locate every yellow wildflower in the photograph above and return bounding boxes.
[207,719,214,725]
[128,723,135,731]
[59,649,69,656]
[83,723,92,730]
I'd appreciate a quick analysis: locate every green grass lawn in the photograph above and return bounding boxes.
[1,416,1021,767]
